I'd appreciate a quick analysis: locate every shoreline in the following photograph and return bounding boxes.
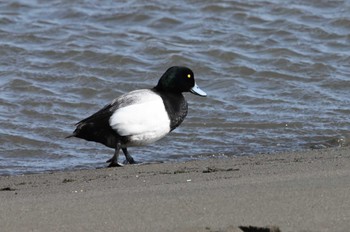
[1,147,349,232]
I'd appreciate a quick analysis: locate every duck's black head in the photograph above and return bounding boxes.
[155,66,207,97]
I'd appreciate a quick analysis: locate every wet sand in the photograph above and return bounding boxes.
[1,147,349,232]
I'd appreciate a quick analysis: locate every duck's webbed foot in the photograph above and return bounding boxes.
[108,161,124,167]
[122,148,136,164]
[106,142,124,167]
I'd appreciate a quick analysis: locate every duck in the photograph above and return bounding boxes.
[67,66,207,167]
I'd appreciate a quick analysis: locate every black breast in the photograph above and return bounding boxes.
[154,90,188,131]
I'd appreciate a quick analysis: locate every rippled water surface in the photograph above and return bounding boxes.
[1,0,350,175]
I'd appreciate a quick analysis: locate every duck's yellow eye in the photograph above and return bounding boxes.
[187,74,191,78]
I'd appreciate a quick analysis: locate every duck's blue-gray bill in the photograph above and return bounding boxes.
[190,83,207,97]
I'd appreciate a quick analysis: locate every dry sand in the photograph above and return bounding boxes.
[1,147,350,232]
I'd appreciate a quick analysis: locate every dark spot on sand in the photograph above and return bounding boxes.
[203,167,217,173]
[203,167,239,173]
[62,178,75,183]
[0,187,16,191]
[158,171,172,175]
[174,170,187,174]
[239,225,281,232]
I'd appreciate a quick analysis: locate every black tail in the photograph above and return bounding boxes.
[65,134,76,139]
[67,122,118,149]
[66,104,117,148]
[65,126,79,139]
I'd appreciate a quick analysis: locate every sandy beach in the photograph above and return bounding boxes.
[1,147,349,232]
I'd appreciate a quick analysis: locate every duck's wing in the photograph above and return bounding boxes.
[76,102,115,125]
[74,89,144,126]
[67,89,152,140]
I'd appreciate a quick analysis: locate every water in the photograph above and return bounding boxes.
[1,0,350,175]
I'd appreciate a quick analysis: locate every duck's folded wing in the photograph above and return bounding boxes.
[78,89,155,125]
[76,103,115,125]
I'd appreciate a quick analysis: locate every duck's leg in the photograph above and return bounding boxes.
[107,142,124,167]
[122,148,136,164]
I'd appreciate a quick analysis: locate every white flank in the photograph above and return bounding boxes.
[109,90,171,146]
